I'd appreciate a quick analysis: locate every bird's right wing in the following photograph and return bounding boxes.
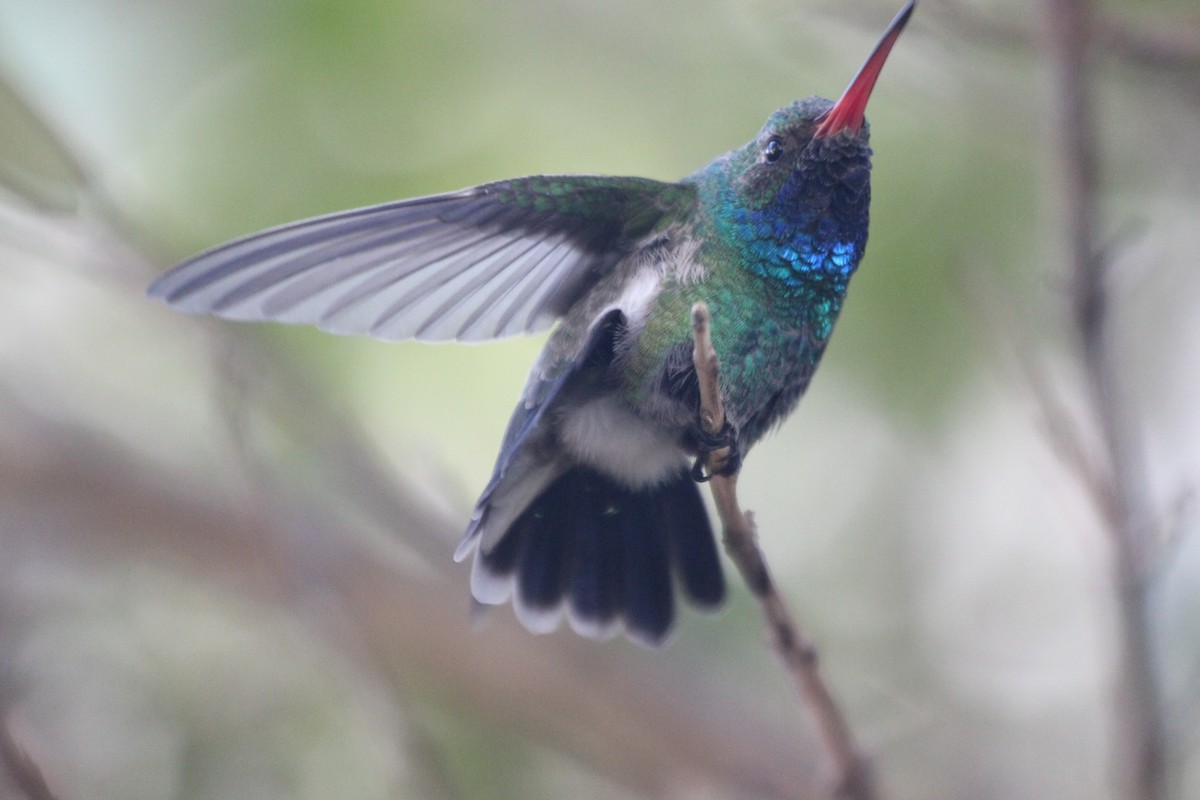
[149,176,695,342]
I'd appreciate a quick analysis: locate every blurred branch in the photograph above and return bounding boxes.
[1097,16,1200,76]
[0,76,89,215]
[1,709,59,800]
[209,331,458,572]
[690,303,874,800]
[1044,1,1169,799]
[926,1,1200,81]
[0,362,819,800]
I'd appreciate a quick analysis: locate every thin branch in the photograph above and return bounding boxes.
[961,261,1113,519]
[1044,1,1169,799]
[690,302,875,800]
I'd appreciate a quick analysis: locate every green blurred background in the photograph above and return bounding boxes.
[0,0,1198,798]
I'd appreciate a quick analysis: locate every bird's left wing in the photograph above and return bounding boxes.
[149,176,695,342]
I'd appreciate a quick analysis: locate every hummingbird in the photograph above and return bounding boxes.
[150,1,916,646]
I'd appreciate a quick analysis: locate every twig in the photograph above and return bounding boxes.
[690,302,875,800]
[1044,2,1169,799]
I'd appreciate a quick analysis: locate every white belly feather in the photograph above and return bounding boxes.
[557,395,688,490]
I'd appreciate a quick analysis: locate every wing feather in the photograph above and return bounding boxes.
[368,233,550,338]
[149,176,695,342]
[409,234,559,340]
[452,237,576,341]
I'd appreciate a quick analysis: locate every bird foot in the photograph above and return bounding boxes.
[690,421,742,482]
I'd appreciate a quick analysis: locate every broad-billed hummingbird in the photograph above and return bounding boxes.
[150,1,916,645]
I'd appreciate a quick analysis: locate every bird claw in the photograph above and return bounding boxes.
[690,421,742,482]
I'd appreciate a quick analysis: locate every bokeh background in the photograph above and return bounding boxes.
[1,0,1198,798]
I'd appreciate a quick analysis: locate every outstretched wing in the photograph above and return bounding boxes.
[149,176,695,342]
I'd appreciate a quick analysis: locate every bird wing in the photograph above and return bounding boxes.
[456,307,629,561]
[149,175,695,342]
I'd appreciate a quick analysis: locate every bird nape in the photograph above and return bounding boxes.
[149,0,917,647]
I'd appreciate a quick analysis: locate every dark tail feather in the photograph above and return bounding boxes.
[479,465,725,645]
[568,509,621,628]
[618,490,675,642]
[657,474,726,608]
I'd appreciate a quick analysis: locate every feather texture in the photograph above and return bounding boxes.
[149,176,695,342]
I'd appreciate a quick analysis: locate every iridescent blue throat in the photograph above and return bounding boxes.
[721,162,869,295]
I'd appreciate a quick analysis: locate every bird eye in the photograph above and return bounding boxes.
[763,137,784,163]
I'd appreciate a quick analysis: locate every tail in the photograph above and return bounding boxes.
[467,465,725,646]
